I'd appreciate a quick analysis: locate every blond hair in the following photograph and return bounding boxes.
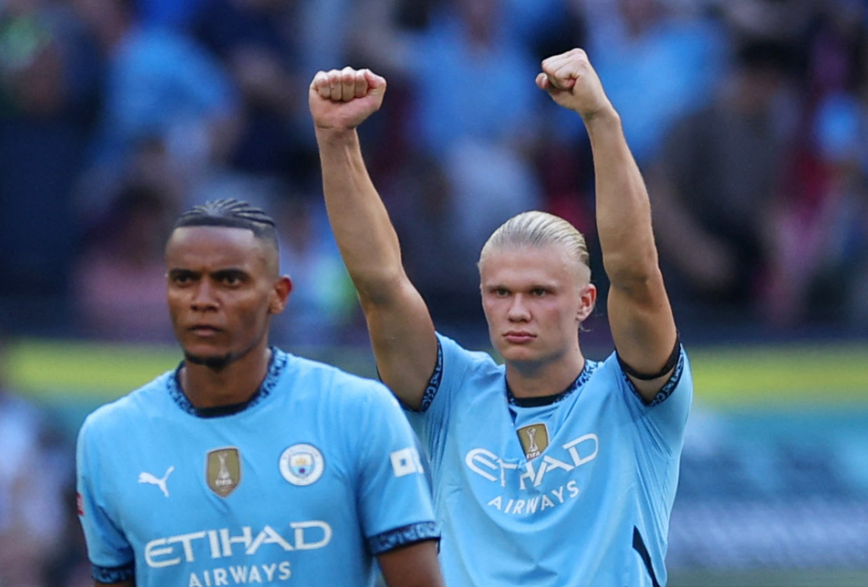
[479,211,591,278]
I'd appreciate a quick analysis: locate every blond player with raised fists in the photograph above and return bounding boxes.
[311,49,692,587]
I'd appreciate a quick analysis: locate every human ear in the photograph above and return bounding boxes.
[577,283,597,322]
[268,276,292,314]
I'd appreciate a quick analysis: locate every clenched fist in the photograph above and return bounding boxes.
[535,49,613,120]
[309,67,387,131]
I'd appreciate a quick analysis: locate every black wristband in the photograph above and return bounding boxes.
[616,333,681,381]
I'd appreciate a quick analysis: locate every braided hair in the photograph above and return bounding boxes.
[173,199,278,249]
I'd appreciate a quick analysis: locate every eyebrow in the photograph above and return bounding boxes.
[167,268,250,279]
[212,268,249,281]
[167,268,197,278]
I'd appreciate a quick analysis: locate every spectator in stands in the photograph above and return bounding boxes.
[0,0,101,311]
[578,0,728,166]
[72,0,240,217]
[191,0,318,190]
[70,182,178,342]
[647,38,801,323]
[0,337,70,587]
[765,88,868,327]
[273,194,360,347]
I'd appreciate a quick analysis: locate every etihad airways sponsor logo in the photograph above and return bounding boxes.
[187,562,292,586]
[486,480,581,514]
[465,433,599,490]
[145,522,332,568]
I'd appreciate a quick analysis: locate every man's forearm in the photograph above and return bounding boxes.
[585,108,660,288]
[316,128,405,300]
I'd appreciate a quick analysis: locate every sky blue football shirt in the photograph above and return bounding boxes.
[406,333,692,587]
[77,348,439,587]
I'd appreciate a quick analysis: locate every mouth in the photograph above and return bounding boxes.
[188,325,222,337]
[503,331,535,344]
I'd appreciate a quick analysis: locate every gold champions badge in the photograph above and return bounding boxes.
[206,447,242,497]
[517,423,549,460]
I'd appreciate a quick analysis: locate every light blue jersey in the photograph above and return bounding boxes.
[406,334,692,587]
[76,348,439,587]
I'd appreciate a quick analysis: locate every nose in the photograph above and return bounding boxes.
[507,294,530,322]
[190,280,218,311]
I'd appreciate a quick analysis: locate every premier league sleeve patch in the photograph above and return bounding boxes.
[279,444,325,486]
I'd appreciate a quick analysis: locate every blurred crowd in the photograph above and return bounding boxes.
[1,0,868,584]
[0,0,866,346]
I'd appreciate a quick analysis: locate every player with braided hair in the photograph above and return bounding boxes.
[75,198,445,587]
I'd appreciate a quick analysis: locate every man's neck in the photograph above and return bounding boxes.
[505,353,586,400]
[181,347,272,409]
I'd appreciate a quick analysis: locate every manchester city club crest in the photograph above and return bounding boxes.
[279,443,325,486]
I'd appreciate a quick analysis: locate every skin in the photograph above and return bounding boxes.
[480,244,596,395]
[310,49,677,408]
[94,226,444,587]
[535,50,678,400]
[165,225,291,408]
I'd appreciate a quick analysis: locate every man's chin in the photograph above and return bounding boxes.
[499,346,536,363]
[184,350,232,371]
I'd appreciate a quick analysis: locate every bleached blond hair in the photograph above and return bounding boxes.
[478,211,591,281]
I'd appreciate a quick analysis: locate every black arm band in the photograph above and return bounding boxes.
[616,333,681,381]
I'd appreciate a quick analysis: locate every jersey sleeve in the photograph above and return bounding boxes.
[613,345,694,456]
[404,333,500,477]
[352,381,440,555]
[76,413,136,582]
[408,333,479,421]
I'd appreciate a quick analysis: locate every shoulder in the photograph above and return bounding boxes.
[280,350,384,391]
[589,354,623,381]
[278,350,398,409]
[415,333,504,412]
[436,332,501,373]
[592,347,693,407]
[78,371,174,442]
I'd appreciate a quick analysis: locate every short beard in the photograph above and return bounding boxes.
[184,351,233,372]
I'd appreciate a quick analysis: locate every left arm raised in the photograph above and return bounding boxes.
[537,49,678,402]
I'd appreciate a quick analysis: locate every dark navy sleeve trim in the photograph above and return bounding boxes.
[414,338,444,413]
[623,346,686,407]
[367,521,441,555]
[92,562,134,584]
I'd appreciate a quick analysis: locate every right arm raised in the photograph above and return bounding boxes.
[309,67,437,410]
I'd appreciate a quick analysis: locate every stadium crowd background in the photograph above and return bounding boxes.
[0,0,866,585]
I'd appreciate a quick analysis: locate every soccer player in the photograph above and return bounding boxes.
[309,49,693,586]
[75,199,445,587]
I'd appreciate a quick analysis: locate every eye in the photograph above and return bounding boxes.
[169,271,195,286]
[494,287,510,297]
[216,270,248,287]
[531,288,547,297]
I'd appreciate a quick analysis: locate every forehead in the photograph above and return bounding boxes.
[166,225,271,271]
[480,244,580,285]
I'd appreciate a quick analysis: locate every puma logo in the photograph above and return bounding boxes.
[138,466,175,497]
